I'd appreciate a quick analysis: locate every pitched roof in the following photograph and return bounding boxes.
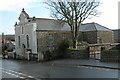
[22,11,29,18]
[22,8,29,18]
[18,9,29,20]
[80,22,112,32]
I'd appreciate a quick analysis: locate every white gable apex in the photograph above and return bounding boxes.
[18,8,29,23]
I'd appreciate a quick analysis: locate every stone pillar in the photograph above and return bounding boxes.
[38,52,44,61]
[27,51,31,61]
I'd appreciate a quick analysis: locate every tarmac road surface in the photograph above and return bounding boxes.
[1,59,119,79]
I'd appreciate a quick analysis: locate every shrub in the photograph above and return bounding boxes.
[44,51,52,61]
[78,41,88,45]
[57,40,69,58]
[45,39,70,60]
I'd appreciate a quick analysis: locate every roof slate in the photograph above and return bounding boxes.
[80,22,112,32]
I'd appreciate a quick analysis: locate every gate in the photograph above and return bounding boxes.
[89,46,101,60]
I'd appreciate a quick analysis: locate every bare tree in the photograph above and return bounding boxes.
[45,0,100,48]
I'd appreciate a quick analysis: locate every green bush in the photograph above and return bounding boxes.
[57,40,69,58]
[50,50,59,59]
[44,51,52,61]
[78,41,88,45]
[48,40,69,60]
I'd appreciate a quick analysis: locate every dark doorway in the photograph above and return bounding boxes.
[22,44,26,54]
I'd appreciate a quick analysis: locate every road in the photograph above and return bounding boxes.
[1,58,119,80]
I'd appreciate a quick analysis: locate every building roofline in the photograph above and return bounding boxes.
[81,22,112,31]
[28,17,66,23]
[95,23,112,31]
[112,29,120,31]
[29,17,55,20]
[36,30,70,32]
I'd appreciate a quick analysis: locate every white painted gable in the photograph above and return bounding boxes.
[18,8,29,23]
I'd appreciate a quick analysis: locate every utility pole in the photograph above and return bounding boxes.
[2,33,4,54]
[0,33,4,56]
[0,34,2,55]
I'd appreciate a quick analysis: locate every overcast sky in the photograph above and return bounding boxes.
[0,0,119,35]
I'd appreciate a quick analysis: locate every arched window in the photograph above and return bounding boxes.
[26,35,29,48]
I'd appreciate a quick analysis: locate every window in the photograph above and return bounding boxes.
[18,36,21,47]
[48,33,54,46]
[49,33,53,40]
[26,35,29,48]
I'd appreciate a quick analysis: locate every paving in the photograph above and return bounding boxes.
[46,59,120,70]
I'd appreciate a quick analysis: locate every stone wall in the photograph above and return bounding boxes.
[97,31,114,43]
[79,31,97,44]
[112,29,120,43]
[66,49,89,59]
[36,31,71,53]
[78,31,113,44]
[101,50,120,62]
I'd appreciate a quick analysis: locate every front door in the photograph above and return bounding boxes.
[22,44,26,54]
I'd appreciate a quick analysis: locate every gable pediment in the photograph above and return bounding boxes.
[18,9,29,23]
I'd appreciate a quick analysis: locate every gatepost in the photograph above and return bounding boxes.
[38,52,44,61]
[27,51,31,61]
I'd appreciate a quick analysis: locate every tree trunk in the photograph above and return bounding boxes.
[73,39,77,48]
